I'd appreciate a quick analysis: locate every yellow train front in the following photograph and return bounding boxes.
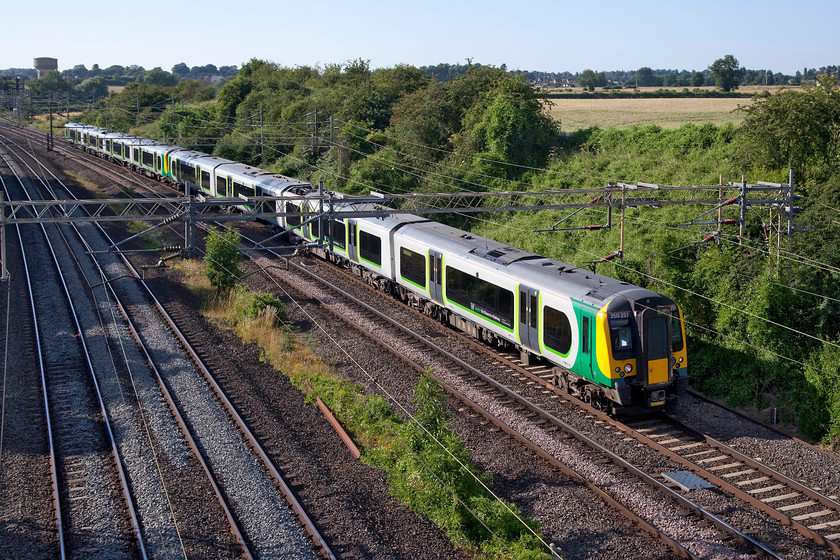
[586,288,688,413]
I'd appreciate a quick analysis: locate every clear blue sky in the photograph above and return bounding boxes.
[4,0,836,75]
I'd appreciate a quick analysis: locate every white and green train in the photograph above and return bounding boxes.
[65,122,688,414]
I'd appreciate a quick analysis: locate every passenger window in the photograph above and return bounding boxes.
[400,247,426,288]
[359,230,382,267]
[543,306,572,355]
[329,220,346,249]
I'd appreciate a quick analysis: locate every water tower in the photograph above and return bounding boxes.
[34,57,58,78]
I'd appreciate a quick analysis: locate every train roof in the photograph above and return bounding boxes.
[215,162,312,192]
[398,219,661,308]
[173,150,234,168]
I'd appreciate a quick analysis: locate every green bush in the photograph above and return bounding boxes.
[204,226,243,291]
[362,374,550,558]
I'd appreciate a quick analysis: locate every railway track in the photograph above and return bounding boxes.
[479,348,840,557]
[1,141,146,558]
[0,127,331,559]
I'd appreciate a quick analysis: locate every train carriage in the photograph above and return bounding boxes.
[63,121,688,414]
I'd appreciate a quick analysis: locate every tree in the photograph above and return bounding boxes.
[739,74,840,178]
[579,69,598,91]
[455,74,560,177]
[75,76,109,100]
[635,67,658,87]
[27,70,74,98]
[144,67,178,87]
[172,63,190,78]
[204,227,243,291]
[690,71,705,87]
[709,54,744,92]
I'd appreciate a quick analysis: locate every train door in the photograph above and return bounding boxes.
[429,250,444,303]
[579,311,594,377]
[347,220,358,262]
[518,286,539,352]
[639,308,671,386]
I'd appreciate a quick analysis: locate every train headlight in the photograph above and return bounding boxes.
[678,357,684,364]
[624,364,633,374]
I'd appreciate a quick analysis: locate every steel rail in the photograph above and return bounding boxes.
[0,164,65,559]
[3,130,336,560]
[0,141,149,559]
[91,259,254,559]
[487,347,840,557]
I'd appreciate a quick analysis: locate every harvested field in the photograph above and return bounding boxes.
[548,97,753,130]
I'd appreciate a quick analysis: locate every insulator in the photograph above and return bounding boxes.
[722,219,739,225]
[586,225,603,230]
[160,212,183,226]
[723,196,739,205]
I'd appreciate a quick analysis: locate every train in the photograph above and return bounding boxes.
[63,121,688,414]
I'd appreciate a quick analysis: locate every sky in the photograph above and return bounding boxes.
[3,0,837,75]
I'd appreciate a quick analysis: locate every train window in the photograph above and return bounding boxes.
[646,315,669,361]
[217,176,228,195]
[582,316,590,354]
[132,148,139,162]
[105,140,111,152]
[200,170,210,191]
[328,220,346,249]
[359,230,382,267]
[446,266,514,328]
[544,306,572,355]
[671,315,684,352]
[233,181,254,198]
[181,163,196,184]
[311,218,321,239]
[400,247,426,288]
[609,315,634,359]
[519,291,527,324]
[142,150,153,167]
[285,202,301,228]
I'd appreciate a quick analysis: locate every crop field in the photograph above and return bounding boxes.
[548,97,751,130]
[546,85,797,131]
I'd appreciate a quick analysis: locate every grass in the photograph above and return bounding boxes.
[173,259,554,559]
